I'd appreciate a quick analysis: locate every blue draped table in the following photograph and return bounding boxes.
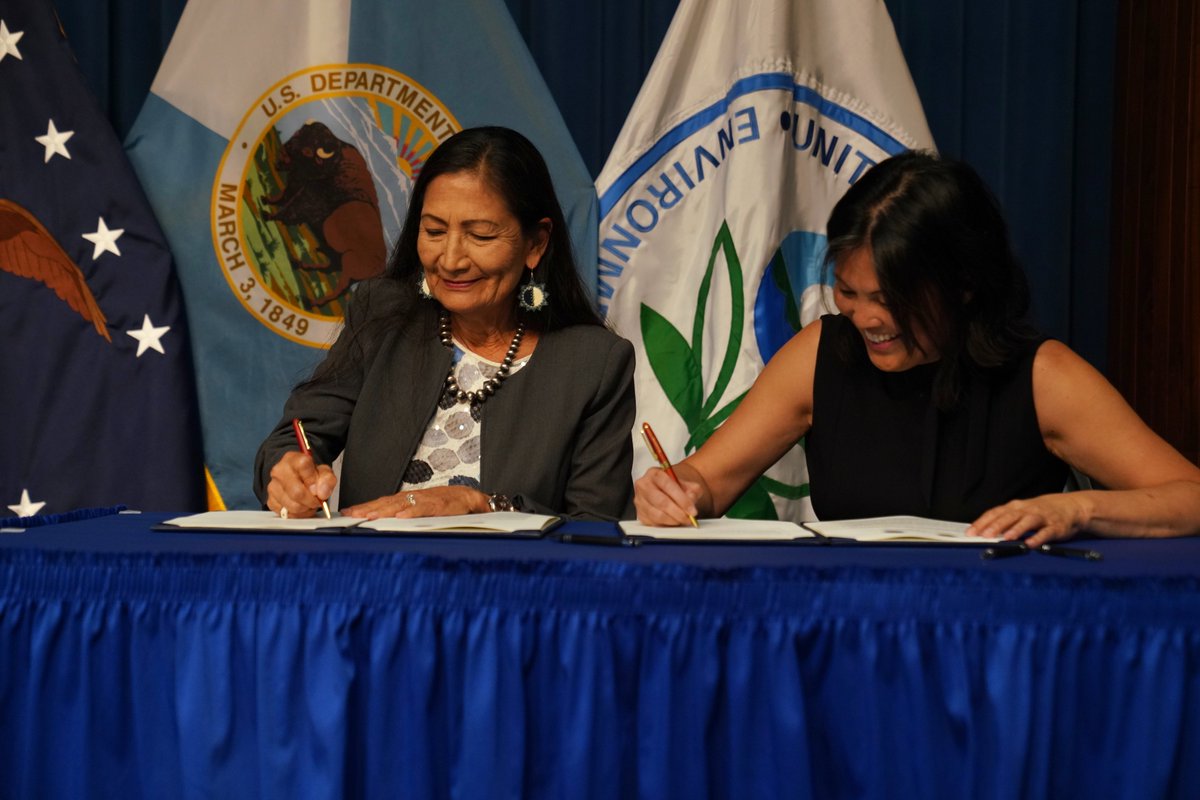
[1,512,1198,799]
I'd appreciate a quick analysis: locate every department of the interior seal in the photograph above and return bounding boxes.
[211,64,459,346]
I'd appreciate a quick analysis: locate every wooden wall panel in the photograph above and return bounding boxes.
[1110,0,1200,464]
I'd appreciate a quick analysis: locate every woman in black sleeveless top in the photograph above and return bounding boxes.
[633,151,1200,546]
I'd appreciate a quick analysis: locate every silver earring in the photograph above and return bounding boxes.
[418,274,433,299]
[518,270,549,312]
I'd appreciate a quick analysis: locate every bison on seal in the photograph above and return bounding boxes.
[262,121,387,305]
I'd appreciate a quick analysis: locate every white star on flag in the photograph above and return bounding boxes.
[82,217,124,259]
[0,20,23,62]
[126,314,170,356]
[35,118,74,162]
[7,489,45,518]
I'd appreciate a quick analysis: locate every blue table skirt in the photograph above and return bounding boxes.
[1,514,1199,799]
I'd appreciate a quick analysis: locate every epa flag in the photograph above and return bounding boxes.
[0,0,204,515]
[126,0,598,510]
[597,0,933,521]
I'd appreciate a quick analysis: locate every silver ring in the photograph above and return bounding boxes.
[279,506,289,519]
[406,492,417,506]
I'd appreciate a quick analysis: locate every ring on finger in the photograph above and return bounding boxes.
[279,506,289,519]
[406,492,417,506]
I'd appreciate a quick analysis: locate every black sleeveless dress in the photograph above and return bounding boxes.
[805,314,1068,522]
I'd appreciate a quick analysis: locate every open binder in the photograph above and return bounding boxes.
[617,515,1001,546]
[157,510,562,538]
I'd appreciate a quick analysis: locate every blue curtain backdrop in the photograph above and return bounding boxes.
[53,0,1115,370]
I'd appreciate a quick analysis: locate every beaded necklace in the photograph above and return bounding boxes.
[439,311,525,406]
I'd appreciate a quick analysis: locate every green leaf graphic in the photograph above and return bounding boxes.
[726,478,778,520]
[759,476,811,500]
[684,389,747,453]
[641,303,703,426]
[696,222,744,420]
[644,221,810,516]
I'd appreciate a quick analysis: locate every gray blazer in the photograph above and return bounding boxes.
[254,283,636,520]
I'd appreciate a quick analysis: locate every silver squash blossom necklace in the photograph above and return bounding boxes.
[439,311,525,407]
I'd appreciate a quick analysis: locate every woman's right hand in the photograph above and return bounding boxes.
[267,451,337,518]
[634,467,703,526]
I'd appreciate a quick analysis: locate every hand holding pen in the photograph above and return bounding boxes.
[640,422,700,527]
[286,417,331,522]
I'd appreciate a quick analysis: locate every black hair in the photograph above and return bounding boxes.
[388,125,602,330]
[824,150,1041,408]
[303,126,602,385]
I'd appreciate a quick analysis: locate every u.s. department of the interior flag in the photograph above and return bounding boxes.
[126,0,596,509]
[597,0,934,520]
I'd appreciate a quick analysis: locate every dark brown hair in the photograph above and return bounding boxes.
[825,150,1041,407]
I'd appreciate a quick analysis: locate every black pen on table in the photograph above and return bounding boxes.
[1038,543,1103,561]
[641,422,699,528]
[558,533,638,547]
[981,542,1028,560]
[291,418,332,519]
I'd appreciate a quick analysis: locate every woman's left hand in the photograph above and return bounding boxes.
[967,492,1091,547]
[342,486,491,519]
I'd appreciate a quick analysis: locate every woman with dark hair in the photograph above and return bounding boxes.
[255,126,636,520]
[634,150,1200,544]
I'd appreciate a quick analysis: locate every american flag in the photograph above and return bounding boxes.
[0,0,204,515]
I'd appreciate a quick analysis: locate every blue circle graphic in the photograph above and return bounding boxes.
[753,230,829,364]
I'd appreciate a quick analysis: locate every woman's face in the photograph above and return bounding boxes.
[832,247,939,372]
[417,170,549,326]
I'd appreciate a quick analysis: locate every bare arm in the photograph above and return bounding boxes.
[969,340,1200,544]
[634,320,820,525]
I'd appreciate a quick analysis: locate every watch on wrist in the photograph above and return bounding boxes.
[487,493,513,512]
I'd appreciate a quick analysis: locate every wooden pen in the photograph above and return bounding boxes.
[291,418,332,520]
[641,422,699,527]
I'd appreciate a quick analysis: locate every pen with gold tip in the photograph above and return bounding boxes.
[640,422,699,528]
[291,418,332,519]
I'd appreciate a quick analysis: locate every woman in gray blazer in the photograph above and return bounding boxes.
[255,127,635,521]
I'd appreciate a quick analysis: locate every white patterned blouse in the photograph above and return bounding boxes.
[399,341,530,492]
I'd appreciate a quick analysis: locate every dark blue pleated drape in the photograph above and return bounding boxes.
[53,0,1115,369]
[3,546,1198,799]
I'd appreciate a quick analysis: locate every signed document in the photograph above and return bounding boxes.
[801,515,999,543]
[619,517,817,541]
[360,512,560,535]
[161,510,361,531]
[160,510,560,537]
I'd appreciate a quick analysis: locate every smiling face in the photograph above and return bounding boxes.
[832,247,940,372]
[417,170,549,328]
